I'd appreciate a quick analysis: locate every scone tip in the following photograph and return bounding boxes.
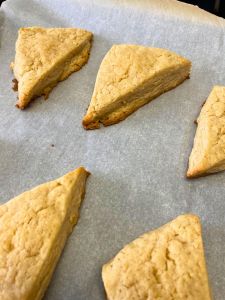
[82,116,100,130]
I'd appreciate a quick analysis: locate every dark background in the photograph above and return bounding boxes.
[0,0,224,17]
[180,0,225,17]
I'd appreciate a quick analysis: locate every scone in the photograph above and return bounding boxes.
[0,167,89,300]
[83,44,191,129]
[102,214,211,300]
[11,27,93,109]
[187,86,225,177]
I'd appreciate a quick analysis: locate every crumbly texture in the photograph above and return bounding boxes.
[187,86,225,177]
[102,214,211,300]
[11,27,93,109]
[0,167,89,300]
[83,44,191,129]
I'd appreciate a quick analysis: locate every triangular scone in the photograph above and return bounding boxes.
[0,167,89,300]
[11,27,93,109]
[102,214,211,300]
[187,86,225,177]
[82,44,191,129]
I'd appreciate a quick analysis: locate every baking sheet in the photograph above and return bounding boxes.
[0,0,225,299]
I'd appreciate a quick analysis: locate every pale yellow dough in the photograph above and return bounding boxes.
[83,44,191,129]
[102,214,211,300]
[187,86,225,177]
[0,167,89,300]
[11,27,93,109]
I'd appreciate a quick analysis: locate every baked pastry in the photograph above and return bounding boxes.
[11,27,93,109]
[187,86,225,177]
[102,214,211,300]
[83,44,191,129]
[0,167,89,300]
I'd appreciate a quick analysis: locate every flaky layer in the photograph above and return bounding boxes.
[187,86,225,177]
[11,27,93,109]
[83,66,190,129]
[18,40,92,109]
[83,44,191,129]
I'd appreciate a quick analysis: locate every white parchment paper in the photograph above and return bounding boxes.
[0,0,225,299]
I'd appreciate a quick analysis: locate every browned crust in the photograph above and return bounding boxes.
[16,93,42,109]
[187,171,217,179]
[186,170,205,179]
[186,166,225,179]
[82,112,101,129]
[201,99,207,107]
[83,74,190,130]
[12,78,18,92]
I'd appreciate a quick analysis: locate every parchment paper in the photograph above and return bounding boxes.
[0,0,225,299]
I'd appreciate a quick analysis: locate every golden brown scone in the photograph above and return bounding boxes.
[83,44,191,129]
[187,86,225,177]
[0,167,90,300]
[11,27,93,109]
[102,214,211,300]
